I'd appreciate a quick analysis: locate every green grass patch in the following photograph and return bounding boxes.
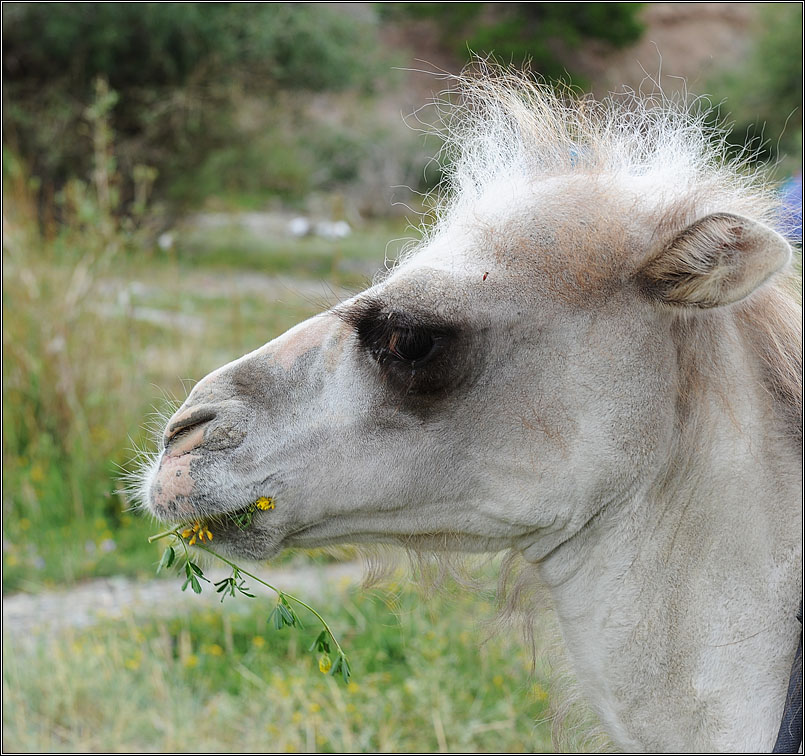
[3,583,559,752]
[173,219,411,287]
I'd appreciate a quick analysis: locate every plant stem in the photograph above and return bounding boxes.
[148,527,181,543]
[151,527,348,659]
[191,542,348,658]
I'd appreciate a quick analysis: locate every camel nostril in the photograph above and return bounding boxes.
[164,406,218,451]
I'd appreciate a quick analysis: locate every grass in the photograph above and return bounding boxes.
[175,220,411,287]
[2,581,565,753]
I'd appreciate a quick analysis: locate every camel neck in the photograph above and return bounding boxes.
[535,413,802,751]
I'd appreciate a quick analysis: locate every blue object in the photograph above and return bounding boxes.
[778,173,802,244]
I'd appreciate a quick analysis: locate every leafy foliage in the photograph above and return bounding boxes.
[152,530,352,684]
[383,2,645,81]
[706,3,803,169]
[2,2,384,211]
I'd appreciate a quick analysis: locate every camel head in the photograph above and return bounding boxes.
[140,76,792,567]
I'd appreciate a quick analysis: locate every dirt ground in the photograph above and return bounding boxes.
[2,561,364,644]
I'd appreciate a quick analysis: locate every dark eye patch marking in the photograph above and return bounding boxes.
[336,297,461,393]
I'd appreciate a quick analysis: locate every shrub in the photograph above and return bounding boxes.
[382,3,645,82]
[2,3,385,214]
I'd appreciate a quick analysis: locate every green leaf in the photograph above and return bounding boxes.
[287,606,303,629]
[156,546,174,574]
[269,607,284,630]
[327,653,350,684]
[309,630,330,654]
[188,561,207,579]
[190,575,202,594]
[329,655,341,677]
[278,603,295,626]
[236,581,255,599]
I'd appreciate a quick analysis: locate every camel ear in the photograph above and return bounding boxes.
[641,212,791,309]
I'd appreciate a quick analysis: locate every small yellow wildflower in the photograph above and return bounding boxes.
[252,635,266,649]
[318,653,332,674]
[207,644,224,656]
[255,497,275,511]
[181,522,213,545]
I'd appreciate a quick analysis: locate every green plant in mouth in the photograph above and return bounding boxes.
[148,499,351,684]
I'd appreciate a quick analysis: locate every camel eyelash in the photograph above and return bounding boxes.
[337,298,458,386]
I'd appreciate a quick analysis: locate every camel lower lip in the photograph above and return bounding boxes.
[175,497,276,539]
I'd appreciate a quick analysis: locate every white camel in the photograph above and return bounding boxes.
[142,72,802,752]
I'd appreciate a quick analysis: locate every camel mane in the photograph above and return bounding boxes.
[410,64,802,451]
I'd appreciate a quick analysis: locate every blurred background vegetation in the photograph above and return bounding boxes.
[2,2,801,752]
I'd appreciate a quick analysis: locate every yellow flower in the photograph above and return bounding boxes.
[318,654,332,674]
[252,636,266,649]
[181,521,213,545]
[255,497,275,510]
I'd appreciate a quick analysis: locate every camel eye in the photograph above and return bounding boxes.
[376,326,437,366]
[341,298,461,394]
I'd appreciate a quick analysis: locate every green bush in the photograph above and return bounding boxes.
[382,3,645,82]
[707,3,802,169]
[2,3,385,213]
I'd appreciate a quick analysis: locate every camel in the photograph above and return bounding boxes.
[141,71,802,752]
